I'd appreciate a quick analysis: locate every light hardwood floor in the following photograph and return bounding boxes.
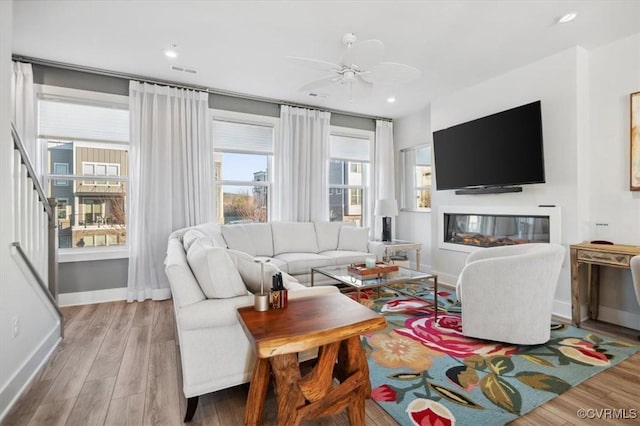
[2,300,638,425]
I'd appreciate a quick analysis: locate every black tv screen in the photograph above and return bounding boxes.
[432,101,545,191]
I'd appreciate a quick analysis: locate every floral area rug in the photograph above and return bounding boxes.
[360,283,639,426]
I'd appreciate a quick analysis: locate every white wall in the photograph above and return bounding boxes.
[430,47,588,320]
[394,104,432,271]
[397,36,640,328]
[0,0,61,419]
[587,33,640,325]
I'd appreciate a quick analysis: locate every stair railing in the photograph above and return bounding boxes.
[10,122,62,329]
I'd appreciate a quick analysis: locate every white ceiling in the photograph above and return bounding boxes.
[12,0,640,119]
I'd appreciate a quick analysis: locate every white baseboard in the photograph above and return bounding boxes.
[596,306,640,330]
[0,326,61,422]
[59,287,127,306]
[552,299,573,321]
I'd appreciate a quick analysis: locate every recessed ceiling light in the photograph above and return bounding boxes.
[164,45,179,59]
[557,12,577,24]
[387,97,396,103]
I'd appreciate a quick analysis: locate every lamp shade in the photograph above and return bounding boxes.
[375,199,398,217]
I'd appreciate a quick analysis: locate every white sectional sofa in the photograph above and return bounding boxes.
[164,221,382,421]
[181,221,386,284]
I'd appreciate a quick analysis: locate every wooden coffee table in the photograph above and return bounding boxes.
[237,293,387,426]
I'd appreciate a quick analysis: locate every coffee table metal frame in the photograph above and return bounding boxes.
[311,264,439,319]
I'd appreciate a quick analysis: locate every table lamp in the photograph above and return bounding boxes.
[375,199,398,242]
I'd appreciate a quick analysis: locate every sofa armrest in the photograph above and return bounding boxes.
[179,286,340,331]
[367,241,386,259]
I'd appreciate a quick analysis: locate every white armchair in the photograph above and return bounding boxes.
[630,255,640,319]
[456,243,566,345]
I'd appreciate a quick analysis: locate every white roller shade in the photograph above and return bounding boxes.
[38,99,129,143]
[330,135,370,162]
[213,120,274,154]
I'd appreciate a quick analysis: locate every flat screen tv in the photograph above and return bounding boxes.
[432,101,545,194]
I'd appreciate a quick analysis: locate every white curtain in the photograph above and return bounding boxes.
[127,81,213,302]
[373,120,396,239]
[274,105,330,222]
[11,62,39,175]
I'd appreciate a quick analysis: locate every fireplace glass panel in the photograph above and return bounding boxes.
[444,213,550,247]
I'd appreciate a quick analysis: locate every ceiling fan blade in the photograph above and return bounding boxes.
[364,62,421,84]
[285,56,341,73]
[341,39,384,70]
[299,75,341,92]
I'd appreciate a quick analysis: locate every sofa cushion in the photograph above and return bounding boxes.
[183,229,207,251]
[186,243,247,299]
[337,226,369,252]
[225,249,298,294]
[194,222,228,248]
[319,250,372,266]
[314,221,355,252]
[242,223,274,256]
[272,222,319,255]
[273,252,333,275]
[255,256,289,273]
[221,225,256,256]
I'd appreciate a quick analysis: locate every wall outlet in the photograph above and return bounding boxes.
[12,316,19,338]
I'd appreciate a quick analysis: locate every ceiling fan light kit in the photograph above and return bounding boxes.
[287,32,421,100]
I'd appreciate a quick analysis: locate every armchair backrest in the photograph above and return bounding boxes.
[631,255,640,307]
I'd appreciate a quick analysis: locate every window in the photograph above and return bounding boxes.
[38,86,129,258]
[212,111,277,224]
[53,163,69,186]
[401,145,432,210]
[329,130,373,226]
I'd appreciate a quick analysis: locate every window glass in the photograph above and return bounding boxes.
[401,145,432,210]
[46,140,128,249]
[213,117,273,224]
[329,132,371,225]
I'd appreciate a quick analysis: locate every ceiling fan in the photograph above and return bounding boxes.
[286,33,421,99]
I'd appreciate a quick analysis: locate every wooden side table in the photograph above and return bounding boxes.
[570,242,640,327]
[237,294,387,426]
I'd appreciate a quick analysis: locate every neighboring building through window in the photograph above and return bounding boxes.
[212,111,276,224]
[38,88,129,252]
[329,130,373,226]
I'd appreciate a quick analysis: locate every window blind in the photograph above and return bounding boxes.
[330,135,371,162]
[38,99,129,143]
[213,120,274,154]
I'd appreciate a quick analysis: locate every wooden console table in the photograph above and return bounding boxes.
[237,293,386,425]
[570,242,640,327]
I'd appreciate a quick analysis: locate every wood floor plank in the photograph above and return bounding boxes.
[5,299,638,426]
[41,303,112,404]
[66,377,116,426]
[104,393,145,426]
[0,379,53,426]
[26,398,75,426]
[151,300,175,344]
[112,324,152,399]
[87,301,137,381]
[143,340,181,425]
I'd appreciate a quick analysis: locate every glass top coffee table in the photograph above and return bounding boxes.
[311,264,439,318]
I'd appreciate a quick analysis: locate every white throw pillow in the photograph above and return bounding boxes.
[337,226,369,252]
[183,229,207,251]
[186,245,247,299]
[221,225,257,256]
[315,221,355,252]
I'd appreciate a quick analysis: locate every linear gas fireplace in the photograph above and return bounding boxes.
[438,206,561,253]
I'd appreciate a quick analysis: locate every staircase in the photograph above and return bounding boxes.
[9,122,62,332]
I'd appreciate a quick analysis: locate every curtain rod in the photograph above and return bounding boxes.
[12,54,392,122]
